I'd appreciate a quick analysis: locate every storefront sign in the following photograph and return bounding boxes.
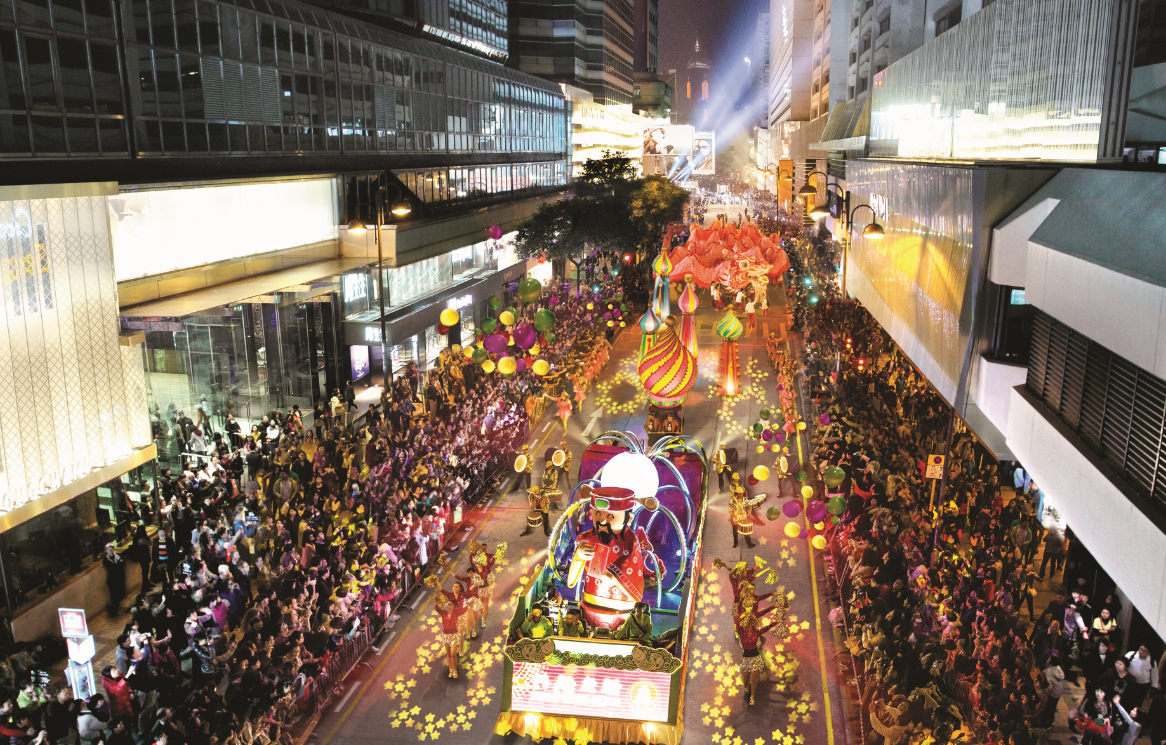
[447,294,473,310]
[827,191,842,219]
[363,326,382,343]
[343,273,369,303]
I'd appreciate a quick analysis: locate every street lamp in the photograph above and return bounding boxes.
[347,177,415,391]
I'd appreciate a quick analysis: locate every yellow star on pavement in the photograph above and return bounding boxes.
[424,714,435,723]
[417,735,426,742]
[467,711,477,719]
[724,726,735,738]
[487,687,497,694]
[701,703,711,713]
[430,732,441,740]
[457,705,467,713]
[714,717,724,728]
[711,735,721,744]
[448,725,458,733]
[421,665,431,673]
[390,721,401,729]
[424,724,434,733]
[771,729,783,741]
[703,717,711,726]
[406,680,417,688]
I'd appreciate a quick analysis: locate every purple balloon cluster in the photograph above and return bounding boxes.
[513,322,537,350]
[782,501,802,518]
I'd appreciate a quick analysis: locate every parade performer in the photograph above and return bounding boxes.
[438,554,482,638]
[520,484,551,537]
[466,540,505,628]
[613,601,654,645]
[511,444,533,493]
[567,486,656,630]
[712,444,732,490]
[734,593,790,705]
[554,393,573,433]
[556,441,574,490]
[424,576,468,678]
[729,475,767,548]
[539,461,563,510]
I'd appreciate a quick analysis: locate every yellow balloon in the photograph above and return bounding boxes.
[620,321,626,327]
[499,310,515,326]
[586,303,594,310]
[439,308,460,327]
[756,445,765,454]
[783,522,801,538]
[800,485,814,500]
[481,360,495,373]
[607,321,614,327]
[771,445,781,453]
[753,465,770,481]
[451,344,461,355]
[497,356,517,375]
[811,535,827,550]
[529,344,540,355]
[463,346,475,358]
[814,521,825,530]
[532,359,550,376]
[797,421,807,431]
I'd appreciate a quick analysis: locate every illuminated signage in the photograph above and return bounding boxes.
[364,326,382,343]
[344,273,368,303]
[59,608,88,637]
[509,662,671,723]
[447,294,473,310]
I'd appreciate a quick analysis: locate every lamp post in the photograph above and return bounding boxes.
[347,178,413,392]
[799,174,884,298]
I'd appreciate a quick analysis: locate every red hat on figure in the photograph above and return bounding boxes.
[589,486,636,512]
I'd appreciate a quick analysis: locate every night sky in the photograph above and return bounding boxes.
[657,0,769,82]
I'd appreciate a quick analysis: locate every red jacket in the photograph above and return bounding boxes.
[103,676,135,718]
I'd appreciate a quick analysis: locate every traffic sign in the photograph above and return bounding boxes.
[925,454,945,480]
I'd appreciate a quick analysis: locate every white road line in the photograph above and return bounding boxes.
[485,499,495,509]
[542,419,553,432]
[409,591,428,610]
[378,631,397,655]
[334,682,360,712]
[581,409,603,437]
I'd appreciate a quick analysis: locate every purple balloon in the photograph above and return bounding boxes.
[513,322,537,350]
[516,359,528,372]
[549,296,561,306]
[782,501,802,518]
[612,309,622,319]
[806,500,827,523]
[603,312,612,321]
[819,413,831,425]
[774,432,786,444]
[776,384,784,391]
[761,429,773,441]
[508,282,518,292]
[799,527,810,539]
[483,333,509,354]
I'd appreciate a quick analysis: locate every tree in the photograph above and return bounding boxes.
[577,150,637,193]
[628,176,689,249]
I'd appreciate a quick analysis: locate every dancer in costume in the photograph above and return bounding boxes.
[733,592,789,705]
[424,576,468,678]
[466,540,506,628]
[728,476,767,548]
[554,393,573,433]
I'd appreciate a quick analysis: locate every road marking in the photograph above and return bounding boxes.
[542,419,553,432]
[581,409,603,437]
[409,591,428,611]
[787,334,837,745]
[321,419,561,745]
[377,631,397,655]
[333,682,360,712]
[485,499,495,509]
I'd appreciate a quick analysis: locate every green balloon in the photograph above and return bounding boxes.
[752,422,764,433]
[481,317,497,334]
[533,308,556,332]
[830,515,841,525]
[620,303,628,311]
[504,306,518,318]
[614,292,624,301]
[823,466,846,488]
[487,296,502,310]
[766,506,781,521]
[543,331,556,343]
[827,496,847,515]
[795,470,808,482]
[471,347,489,363]
[518,278,542,303]
[760,408,771,420]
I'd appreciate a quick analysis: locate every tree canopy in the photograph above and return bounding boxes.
[515,151,689,263]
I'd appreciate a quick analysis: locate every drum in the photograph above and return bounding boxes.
[514,454,529,473]
[527,510,544,527]
[723,447,739,465]
[552,449,567,468]
[735,520,754,535]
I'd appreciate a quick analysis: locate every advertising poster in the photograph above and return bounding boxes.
[642,126,694,177]
[350,344,370,381]
[692,132,715,174]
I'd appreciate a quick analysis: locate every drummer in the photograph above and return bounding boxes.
[520,485,551,537]
[511,444,534,493]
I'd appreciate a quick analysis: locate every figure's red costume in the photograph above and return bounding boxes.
[570,487,654,630]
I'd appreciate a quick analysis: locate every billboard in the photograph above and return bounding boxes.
[692,132,715,174]
[642,125,693,156]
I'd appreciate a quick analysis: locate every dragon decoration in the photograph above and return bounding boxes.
[666,219,791,298]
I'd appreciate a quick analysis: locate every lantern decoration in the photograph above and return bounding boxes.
[716,310,744,396]
[638,305,662,363]
[678,275,700,359]
[637,316,697,408]
[651,248,673,321]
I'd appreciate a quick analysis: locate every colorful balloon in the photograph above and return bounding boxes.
[533,309,556,332]
[755,445,765,454]
[543,332,556,343]
[488,225,503,240]
[498,310,516,326]
[481,317,497,334]
[800,485,814,500]
[806,501,826,523]
[513,322,537,349]
[782,501,802,518]
[487,296,502,310]
[497,356,517,375]
[795,471,807,482]
[472,347,489,364]
[827,496,847,515]
[823,466,846,488]
[753,465,770,481]
[797,421,807,431]
[481,359,495,373]
[783,522,801,538]
[760,408,771,420]
[439,308,460,327]
[811,535,827,550]
[532,359,550,376]
[483,333,509,354]
[819,413,831,426]
[766,506,780,521]
[518,278,542,303]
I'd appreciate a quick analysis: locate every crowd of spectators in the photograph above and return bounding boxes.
[778,238,1166,745]
[8,280,620,745]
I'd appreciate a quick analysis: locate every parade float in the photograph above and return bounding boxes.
[494,431,709,745]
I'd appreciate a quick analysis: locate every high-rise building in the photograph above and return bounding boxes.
[633,0,659,74]
[751,12,771,124]
[674,40,709,126]
[507,0,636,105]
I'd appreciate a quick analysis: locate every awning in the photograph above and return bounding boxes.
[962,403,1015,461]
[810,94,870,152]
[120,258,371,318]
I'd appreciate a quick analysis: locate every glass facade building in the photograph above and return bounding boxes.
[0,0,568,165]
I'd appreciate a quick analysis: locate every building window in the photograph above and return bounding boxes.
[879,16,891,34]
[701,80,707,99]
[935,5,961,35]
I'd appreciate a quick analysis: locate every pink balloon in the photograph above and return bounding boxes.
[819,413,831,425]
[782,501,802,518]
[774,432,786,443]
[549,296,560,306]
[516,359,528,372]
[806,500,826,523]
[488,225,503,240]
[513,322,537,349]
[483,333,509,354]
[799,527,809,539]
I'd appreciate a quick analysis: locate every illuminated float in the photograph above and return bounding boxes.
[639,315,697,444]
[495,431,708,745]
